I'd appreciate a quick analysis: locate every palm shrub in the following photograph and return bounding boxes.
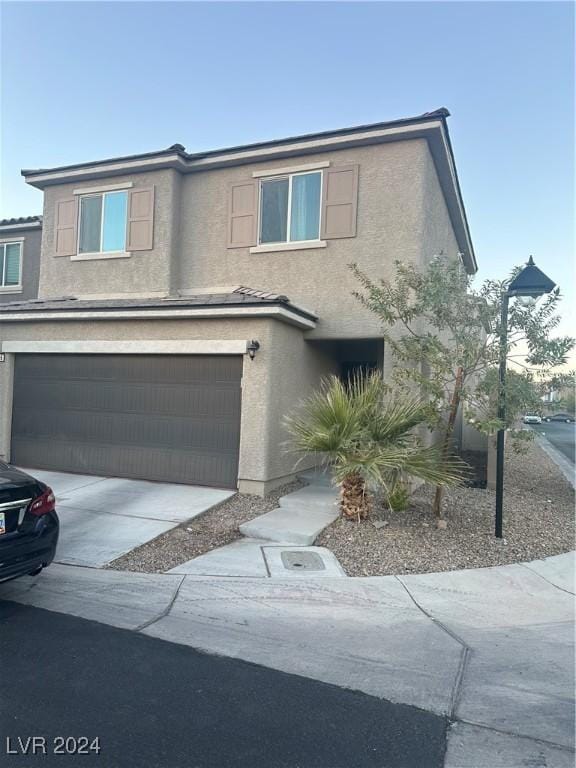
[285,373,465,521]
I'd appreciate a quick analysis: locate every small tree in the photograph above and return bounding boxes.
[468,368,544,452]
[539,370,576,414]
[285,373,464,521]
[351,256,574,524]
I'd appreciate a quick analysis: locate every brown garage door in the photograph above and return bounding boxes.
[11,354,242,488]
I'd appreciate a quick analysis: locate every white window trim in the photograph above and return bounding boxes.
[71,251,132,262]
[252,160,330,178]
[250,240,326,254]
[73,181,133,195]
[257,169,323,247]
[0,241,23,290]
[77,189,129,256]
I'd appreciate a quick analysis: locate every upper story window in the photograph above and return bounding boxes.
[78,190,128,254]
[0,242,22,288]
[259,171,322,245]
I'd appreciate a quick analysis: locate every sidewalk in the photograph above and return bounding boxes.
[1,552,574,766]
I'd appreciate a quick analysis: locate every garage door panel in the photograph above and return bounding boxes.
[14,354,243,385]
[13,410,241,452]
[14,380,241,419]
[11,354,242,488]
[11,438,238,488]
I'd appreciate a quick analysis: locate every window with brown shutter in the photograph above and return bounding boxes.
[127,186,155,251]
[54,198,78,257]
[320,165,359,240]
[227,181,258,248]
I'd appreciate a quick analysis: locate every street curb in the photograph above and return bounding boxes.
[534,433,575,489]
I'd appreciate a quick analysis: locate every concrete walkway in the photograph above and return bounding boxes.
[171,471,344,578]
[239,481,340,545]
[1,552,573,766]
[20,468,234,567]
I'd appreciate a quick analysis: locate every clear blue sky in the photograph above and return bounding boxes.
[1,1,574,344]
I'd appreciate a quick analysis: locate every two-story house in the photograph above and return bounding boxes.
[0,108,476,494]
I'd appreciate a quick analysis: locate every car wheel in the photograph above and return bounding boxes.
[27,566,43,577]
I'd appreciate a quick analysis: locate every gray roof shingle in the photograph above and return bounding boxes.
[0,287,316,321]
[0,215,42,227]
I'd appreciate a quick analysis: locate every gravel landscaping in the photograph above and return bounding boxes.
[108,479,304,573]
[317,440,575,577]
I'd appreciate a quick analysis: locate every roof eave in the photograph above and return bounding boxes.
[0,302,317,330]
[0,220,43,233]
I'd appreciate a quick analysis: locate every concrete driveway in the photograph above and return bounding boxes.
[19,468,234,567]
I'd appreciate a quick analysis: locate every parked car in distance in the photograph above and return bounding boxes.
[522,414,542,424]
[0,462,59,583]
[543,413,575,423]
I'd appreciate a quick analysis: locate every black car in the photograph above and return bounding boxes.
[543,413,575,423]
[0,462,59,583]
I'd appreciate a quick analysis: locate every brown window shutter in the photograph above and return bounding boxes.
[54,198,78,256]
[320,165,359,239]
[227,180,258,248]
[127,186,154,251]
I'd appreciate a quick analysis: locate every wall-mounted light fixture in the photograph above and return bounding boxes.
[247,340,260,360]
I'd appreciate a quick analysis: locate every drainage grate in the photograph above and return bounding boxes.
[280,551,326,572]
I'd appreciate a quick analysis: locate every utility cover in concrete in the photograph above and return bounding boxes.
[264,546,346,578]
[281,550,325,571]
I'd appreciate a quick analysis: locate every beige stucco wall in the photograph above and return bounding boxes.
[179,140,433,338]
[249,322,340,491]
[420,147,460,264]
[34,138,464,342]
[38,168,181,299]
[0,316,336,493]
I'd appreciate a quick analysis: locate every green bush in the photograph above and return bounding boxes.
[386,482,410,512]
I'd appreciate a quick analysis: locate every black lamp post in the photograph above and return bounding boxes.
[495,256,556,538]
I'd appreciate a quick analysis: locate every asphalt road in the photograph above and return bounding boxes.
[530,421,576,464]
[0,600,446,768]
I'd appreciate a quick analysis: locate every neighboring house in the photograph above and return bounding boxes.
[541,385,573,409]
[541,390,561,404]
[0,108,476,494]
[0,216,42,304]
